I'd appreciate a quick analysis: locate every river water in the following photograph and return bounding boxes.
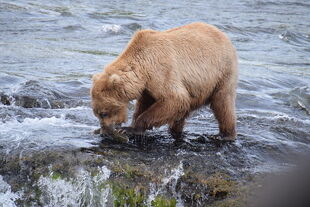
[0,0,309,206]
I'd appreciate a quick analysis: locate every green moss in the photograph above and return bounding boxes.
[110,182,178,207]
[151,196,176,207]
[112,162,148,179]
[90,168,100,177]
[179,170,244,206]
[207,174,259,207]
[112,184,146,207]
[51,171,62,180]
[98,182,109,192]
[34,186,42,203]
[124,164,144,179]
[202,172,237,198]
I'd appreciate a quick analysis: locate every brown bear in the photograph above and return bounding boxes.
[91,22,238,141]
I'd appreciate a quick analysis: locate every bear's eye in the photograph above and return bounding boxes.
[99,112,109,118]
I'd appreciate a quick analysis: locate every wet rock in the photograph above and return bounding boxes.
[0,80,85,109]
[0,136,251,206]
[124,23,142,31]
[289,86,310,114]
[14,95,43,108]
[0,92,10,105]
[0,127,299,206]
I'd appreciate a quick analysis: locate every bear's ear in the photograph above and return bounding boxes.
[107,74,122,88]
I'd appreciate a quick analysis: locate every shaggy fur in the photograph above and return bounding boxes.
[91,22,238,140]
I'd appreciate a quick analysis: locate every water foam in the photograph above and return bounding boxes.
[0,115,97,150]
[0,115,96,132]
[0,176,20,207]
[37,166,111,207]
[239,109,310,125]
[101,24,122,33]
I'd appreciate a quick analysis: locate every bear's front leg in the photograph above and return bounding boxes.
[169,117,186,140]
[132,90,156,122]
[133,99,188,132]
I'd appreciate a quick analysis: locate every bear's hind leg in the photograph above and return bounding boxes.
[210,89,236,141]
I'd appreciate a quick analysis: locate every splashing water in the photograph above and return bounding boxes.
[101,24,122,33]
[0,176,20,207]
[148,162,185,206]
[37,166,111,207]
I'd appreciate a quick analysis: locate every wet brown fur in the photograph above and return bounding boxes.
[91,22,238,140]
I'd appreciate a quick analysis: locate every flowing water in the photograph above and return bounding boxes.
[0,0,309,206]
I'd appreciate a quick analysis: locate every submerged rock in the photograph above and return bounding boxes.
[289,86,310,114]
[0,92,10,106]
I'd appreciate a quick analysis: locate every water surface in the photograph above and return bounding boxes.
[0,0,309,206]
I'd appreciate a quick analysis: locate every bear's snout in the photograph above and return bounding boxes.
[99,123,115,135]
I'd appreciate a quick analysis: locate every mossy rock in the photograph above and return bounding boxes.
[111,183,178,207]
[112,184,147,207]
[203,172,237,198]
[151,196,176,207]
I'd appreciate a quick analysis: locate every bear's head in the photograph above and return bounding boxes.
[90,72,128,132]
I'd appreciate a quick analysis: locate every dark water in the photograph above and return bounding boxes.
[0,0,309,206]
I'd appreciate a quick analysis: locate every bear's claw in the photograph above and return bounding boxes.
[116,126,145,136]
[208,134,235,142]
[115,129,127,134]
